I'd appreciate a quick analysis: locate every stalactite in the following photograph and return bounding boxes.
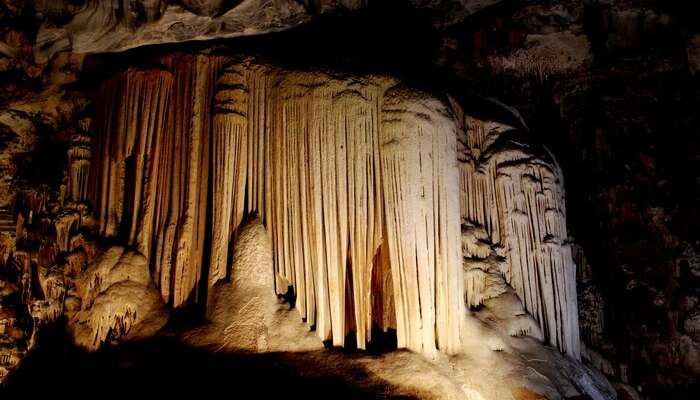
[67,118,92,203]
[452,98,581,359]
[87,56,581,358]
[88,68,174,246]
[89,56,225,307]
[493,155,580,358]
[149,54,223,307]
[207,63,463,353]
[379,86,463,354]
[211,66,391,348]
[209,63,250,288]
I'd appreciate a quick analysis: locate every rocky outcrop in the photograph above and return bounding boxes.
[30,0,507,63]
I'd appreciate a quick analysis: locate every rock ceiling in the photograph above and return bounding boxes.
[33,0,503,62]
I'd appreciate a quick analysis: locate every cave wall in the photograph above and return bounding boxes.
[434,0,700,396]
[2,0,697,397]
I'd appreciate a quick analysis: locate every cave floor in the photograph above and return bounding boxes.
[0,321,599,400]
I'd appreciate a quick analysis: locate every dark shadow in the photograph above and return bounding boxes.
[1,332,420,399]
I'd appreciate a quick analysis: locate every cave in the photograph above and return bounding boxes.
[0,1,698,399]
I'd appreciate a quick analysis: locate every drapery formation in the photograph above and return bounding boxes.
[453,102,581,359]
[88,55,578,358]
[89,58,463,354]
[210,64,463,353]
[88,55,225,307]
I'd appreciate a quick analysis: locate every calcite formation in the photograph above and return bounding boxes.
[88,55,224,308]
[69,246,168,351]
[88,58,464,354]
[453,100,581,359]
[184,216,323,353]
[209,65,463,353]
[67,118,92,204]
[82,54,579,359]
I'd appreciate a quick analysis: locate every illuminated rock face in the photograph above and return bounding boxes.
[89,55,224,308]
[87,55,577,357]
[453,102,581,359]
[209,65,463,354]
[68,246,169,351]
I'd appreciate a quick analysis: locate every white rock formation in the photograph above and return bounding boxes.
[209,63,463,354]
[67,118,92,203]
[89,56,225,307]
[452,98,581,359]
[88,55,579,359]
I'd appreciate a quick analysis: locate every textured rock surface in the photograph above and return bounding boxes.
[66,246,169,351]
[30,0,506,63]
[88,56,466,354]
[453,102,580,359]
[183,217,322,352]
[84,54,583,359]
[1,0,697,397]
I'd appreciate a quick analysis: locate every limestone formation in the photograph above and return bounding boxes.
[184,216,323,352]
[689,34,700,75]
[210,67,464,353]
[488,32,592,80]
[452,99,581,359]
[83,55,582,359]
[67,118,92,204]
[68,246,168,351]
[80,55,579,358]
[88,57,464,354]
[33,0,326,63]
[88,56,225,307]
